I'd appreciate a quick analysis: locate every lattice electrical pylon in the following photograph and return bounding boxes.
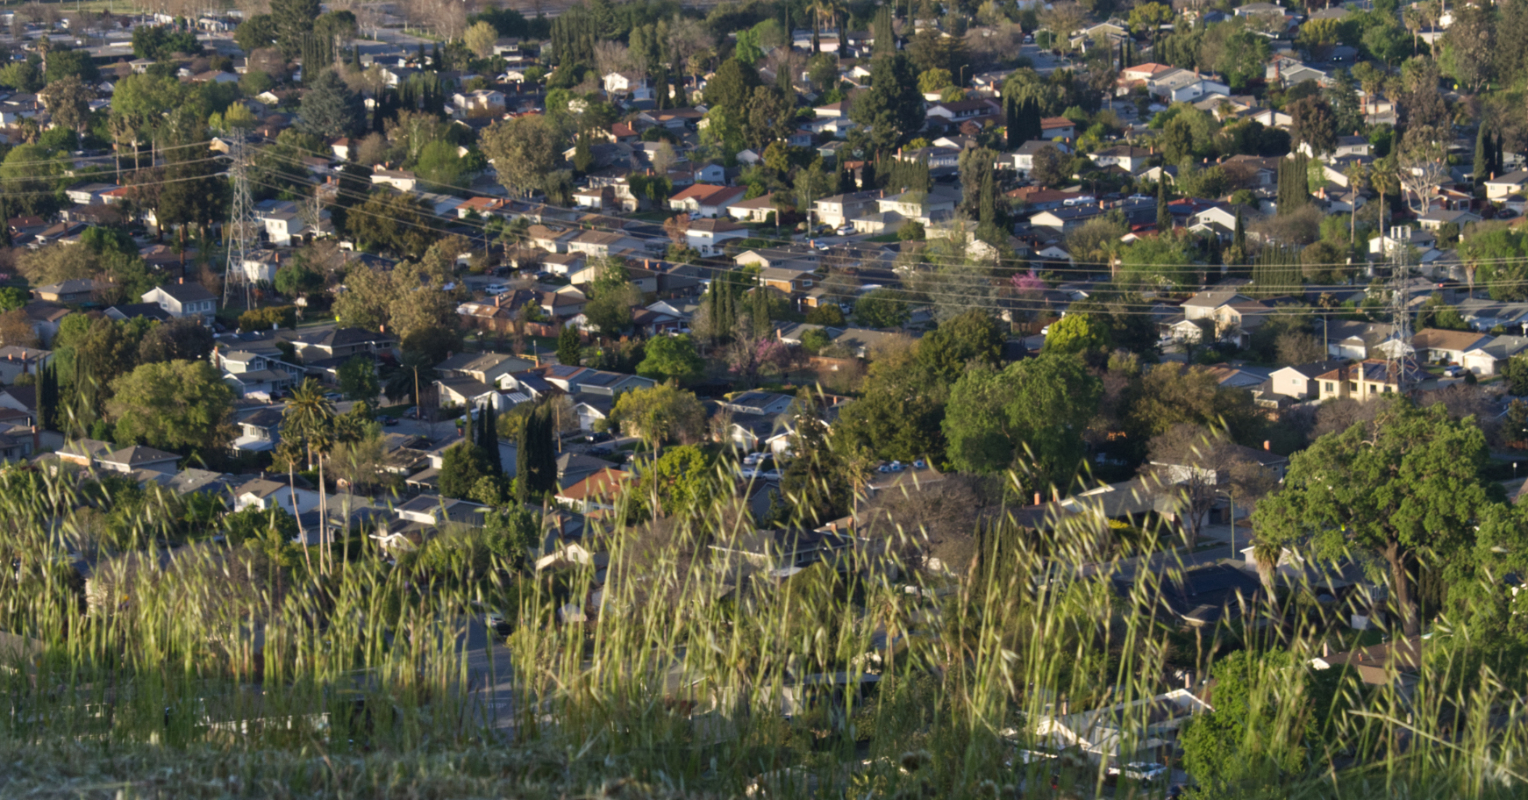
[1387,225,1413,387]
[223,135,257,310]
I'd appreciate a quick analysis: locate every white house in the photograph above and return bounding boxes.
[1088,145,1152,172]
[1032,688,1212,764]
[253,199,329,247]
[685,217,749,256]
[1485,171,1528,201]
[232,477,322,515]
[603,71,654,100]
[371,169,418,192]
[141,282,216,321]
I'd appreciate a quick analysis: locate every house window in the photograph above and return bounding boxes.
[1324,382,1334,392]
[1348,382,1358,392]
[1383,385,1392,393]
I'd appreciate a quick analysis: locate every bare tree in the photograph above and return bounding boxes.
[1397,124,1450,215]
[593,40,632,78]
[1142,423,1268,549]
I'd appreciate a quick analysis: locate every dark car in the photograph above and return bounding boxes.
[588,446,614,457]
[585,431,612,444]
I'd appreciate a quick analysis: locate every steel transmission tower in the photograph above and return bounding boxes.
[1388,225,1413,386]
[223,135,257,310]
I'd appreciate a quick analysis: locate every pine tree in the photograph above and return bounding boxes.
[417,42,426,65]
[1495,132,1505,180]
[1157,178,1170,232]
[431,42,442,69]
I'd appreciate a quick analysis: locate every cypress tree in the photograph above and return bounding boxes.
[1231,208,1246,263]
[515,403,557,502]
[481,403,503,476]
[1475,125,1491,188]
[752,284,771,338]
[37,362,55,431]
[1157,178,1170,232]
[417,42,426,65]
[1495,132,1505,179]
[873,6,895,57]
[431,42,442,69]
[979,166,996,225]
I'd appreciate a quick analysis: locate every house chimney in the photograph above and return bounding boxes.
[179,277,184,284]
[1323,641,1330,658]
[1264,440,1271,451]
[1034,491,1042,506]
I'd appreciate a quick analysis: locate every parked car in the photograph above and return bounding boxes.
[588,446,614,457]
[1108,762,1169,784]
[584,431,612,444]
[485,611,510,636]
[836,224,854,236]
[485,283,509,295]
[1444,365,1464,378]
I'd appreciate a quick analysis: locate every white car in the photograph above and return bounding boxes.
[836,225,854,236]
[1109,762,1169,783]
[1444,366,1464,378]
[485,284,509,295]
[913,459,927,469]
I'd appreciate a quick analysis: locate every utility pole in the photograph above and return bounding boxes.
[223,135,257,311]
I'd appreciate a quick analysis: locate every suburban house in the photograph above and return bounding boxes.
[1417,208,1482,231]
[728,192,779,223]
[435,376,508,411]
[1267,359,1347,399]
[814,190,880,228]
[232,477,322,515]
[141,282,216,321]
[669,184,747,217]
[556,467,635,513]
[1032,688,1212,765]
[0,345,51,385]
[254,199,329,247]
[602,71,654,100]
[1315,359,1424,401]
[232,406,284,452]
[438,351,535,389]
[214,349,301,397]
[1088,145,1153,172]
[1461,335,1528,376]
[1040,117,1076,141]
[1409,328,1492,365]
[32,279,98,304]
[684,218,749,256]
[97,446,181,475]
[289,328,395,361]
[1008,140,1072,178]
[1485,170,1528,201]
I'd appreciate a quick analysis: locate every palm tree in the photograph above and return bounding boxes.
[284,378,336,470]
[1252,538,1282,598]
[1402,5,1422,55]
[1370,158,1397,247]
[1345,160,1368,247]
